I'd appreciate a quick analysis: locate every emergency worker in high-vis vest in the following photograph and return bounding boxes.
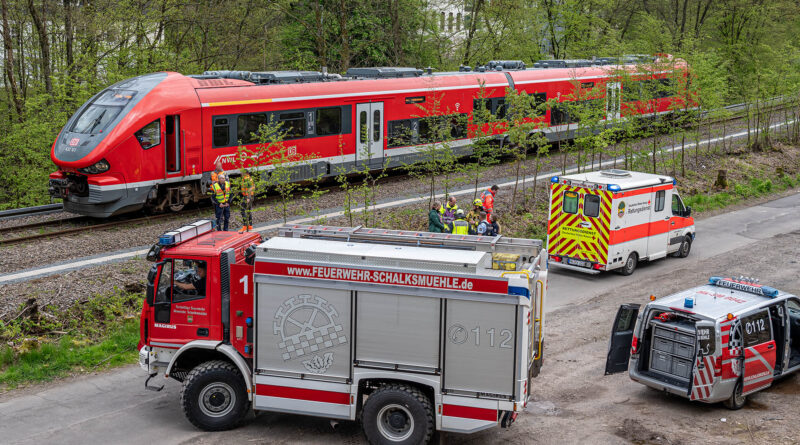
[211,172,231,231]
[239,170,255,233]
[451,209,469,235]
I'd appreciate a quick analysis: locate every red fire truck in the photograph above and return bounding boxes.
[139,222,548,443]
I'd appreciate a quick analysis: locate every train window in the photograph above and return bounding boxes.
[237,114,268,144]
[71,105,123,134]
[450,113,468,139]
[135,120,161,150]
[316,108,341,136]
[583,194,600,218]
[493,98,506,119]
[278,112,306,140]
[533,92,547,116]
[213,118,230,147]
[550,104,569,126]
[359,111,367,143]
[388,119,418,147]
[373,110,381,142]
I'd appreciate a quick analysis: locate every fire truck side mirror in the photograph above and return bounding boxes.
[146,244,161,262]
[145,261,165,306]
[244,244,257,265]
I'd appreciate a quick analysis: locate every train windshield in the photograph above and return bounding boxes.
[70,89,137,134]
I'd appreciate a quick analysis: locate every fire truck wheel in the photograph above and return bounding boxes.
[619,253,638,276]
[181,360,249,431]
[723,380,747,410]
[675,236,692,258]
[361,384,434,445]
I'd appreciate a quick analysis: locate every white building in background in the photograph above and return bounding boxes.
[428,0,469,39]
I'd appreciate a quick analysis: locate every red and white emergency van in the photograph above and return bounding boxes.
[606,277,800,409]
[547,169,695,275]
[138,222,548,444]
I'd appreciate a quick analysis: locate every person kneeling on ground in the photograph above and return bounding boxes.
[428,202,445,233]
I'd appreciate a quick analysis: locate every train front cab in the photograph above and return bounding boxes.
[605,283,800,409]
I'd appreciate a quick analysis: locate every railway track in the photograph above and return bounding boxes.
[0,203,63,221]
[0,212,180,247]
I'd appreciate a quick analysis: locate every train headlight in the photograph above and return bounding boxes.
[78,159,111,174]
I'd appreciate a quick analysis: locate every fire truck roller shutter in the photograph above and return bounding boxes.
[256,283,352,379]
[444,300,517,397]
[355,292,440,372]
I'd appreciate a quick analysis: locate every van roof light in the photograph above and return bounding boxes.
[550,176,559,183]
[709,276,779,298]
[608,184,621,191]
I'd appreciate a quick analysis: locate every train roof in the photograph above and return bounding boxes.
[189,58,688,108]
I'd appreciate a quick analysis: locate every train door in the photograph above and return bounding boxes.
[165,115,183,177]
[606,82,621,121]
[356,102,384,164]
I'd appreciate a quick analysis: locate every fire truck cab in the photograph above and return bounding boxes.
[606,277,800,409]
[547,169,695,275]
[139,222,548,444]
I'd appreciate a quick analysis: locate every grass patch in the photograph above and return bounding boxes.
[684,173,800,213]
[0,319,139,387]
[0,288,143,389]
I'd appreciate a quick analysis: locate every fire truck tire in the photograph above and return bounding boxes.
[619,253,637,276]
[180,360,249,431]
[723,380,747,410]
[361,384,434,445]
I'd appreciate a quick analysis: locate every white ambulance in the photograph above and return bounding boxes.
[606,277,800,409]
[546,169,695,275]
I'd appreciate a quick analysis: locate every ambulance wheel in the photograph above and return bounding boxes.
[723,380,747,410]
[181,360,249,431]
[619,253,638,276]
[675,236,692,258]
[362,384,434,445]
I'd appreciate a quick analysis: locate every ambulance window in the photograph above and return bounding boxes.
[584,194,600,218]
[562,191,579,214]
[655,190,665,212]
[742,310,772,346]
[672,194,685,215]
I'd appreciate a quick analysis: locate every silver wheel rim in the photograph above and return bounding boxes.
[198,382,236,418]
[681,241,689,255]
[377,403,414,442]
[626,257,634,271]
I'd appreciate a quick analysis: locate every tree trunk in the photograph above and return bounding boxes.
[1,0,23,120]
[461,0,483,65]
[28,0,53,96]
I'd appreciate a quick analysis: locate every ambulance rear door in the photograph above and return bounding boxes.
[646,186,670,260]
[547,184,611,267]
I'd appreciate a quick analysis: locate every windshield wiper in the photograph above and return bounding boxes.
[88,109,108,133]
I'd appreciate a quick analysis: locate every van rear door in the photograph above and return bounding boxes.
[547,184,611,267]
[605,304,641,374]
[740,309,777,395]
[690,320,716,400]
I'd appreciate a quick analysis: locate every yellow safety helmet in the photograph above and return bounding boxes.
[473,198,483,206]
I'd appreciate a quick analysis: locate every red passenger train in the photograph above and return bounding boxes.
[49,56,690,217]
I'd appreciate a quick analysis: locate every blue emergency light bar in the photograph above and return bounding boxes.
[607,184,621,191]
[550,176,559,183]
[709,276,779,298]
[158,220,214,246]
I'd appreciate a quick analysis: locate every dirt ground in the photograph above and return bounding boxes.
[457,230,800,445]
